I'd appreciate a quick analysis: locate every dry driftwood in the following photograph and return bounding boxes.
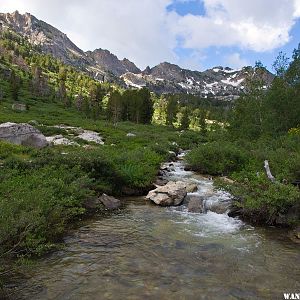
[264,160,276,183]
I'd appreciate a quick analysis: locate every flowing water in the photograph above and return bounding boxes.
[8,157,300,300]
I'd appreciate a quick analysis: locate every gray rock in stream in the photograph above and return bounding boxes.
[186,183,198,193]
[206,199,231,214]
[155,177,169,186]
[146,181,188,206]
[289,227,300,243]
[186,195,205,213]
[84,194,121,210]
[99,194,121,210]
[184,194,202,204]
[210,205,229,214]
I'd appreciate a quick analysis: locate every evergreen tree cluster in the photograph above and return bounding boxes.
[0,28,155,124]
[153,93,225,131]
[230,45,300,139]
[107,88,153,125]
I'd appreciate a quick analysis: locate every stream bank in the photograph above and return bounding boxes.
[5,153,300,300]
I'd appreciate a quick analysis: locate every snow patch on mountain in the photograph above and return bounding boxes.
[0,11,275,101]
[221,78,245,87]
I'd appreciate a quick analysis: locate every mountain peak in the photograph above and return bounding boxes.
[143,66,151,75]
[87,48,141,76]
[122,58,132,63]
[0,11,34,30]
[158,61,180,68]
[12,10,20,16]
[0,11,274,99]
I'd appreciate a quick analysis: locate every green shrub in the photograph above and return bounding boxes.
[26,145,163,191]
[0,165,93,256]
[175,130,205,149]
[0,141,33,160]
[186,141,249,175]
[36,125,68,137]
[217,174,300,225]
[115,148,162,188]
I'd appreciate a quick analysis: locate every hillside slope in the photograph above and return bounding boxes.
[0,11,274,99]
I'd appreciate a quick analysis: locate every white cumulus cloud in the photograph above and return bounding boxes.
[175,0,298,52]
[0,0,299,70]
[225,53,249,69]
[294,0,300,17]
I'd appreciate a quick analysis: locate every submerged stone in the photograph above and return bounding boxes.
[99,194,121,210]
[187,197,204,213]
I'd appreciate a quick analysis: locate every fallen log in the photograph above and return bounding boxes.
[264,160,276,183]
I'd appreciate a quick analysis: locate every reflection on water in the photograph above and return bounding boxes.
[8,159,300,300]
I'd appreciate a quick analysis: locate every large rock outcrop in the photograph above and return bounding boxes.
[46,135,79,146]
[146,181,188,206]
[86,48,141,76]
[44,125,104,146]
[0,122,48,148]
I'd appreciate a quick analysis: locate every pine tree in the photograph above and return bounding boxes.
[166,95,178,126]
[32,64,49,96]
[82,97,91,118]
[125,90,142,123]
[57,66,67,102]
[272,51,289,78]
[107,90,123,125]
[179,107,190,130]
[89,83,106,120]
[154,96,167,125]
[121,90,131,121]
[286,43,300,86]
[10,70,20,102]
[75,94,84,111]
[139,88,153,124]
[199,109,207,135]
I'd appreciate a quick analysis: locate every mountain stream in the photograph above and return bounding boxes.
[8,154,300,299]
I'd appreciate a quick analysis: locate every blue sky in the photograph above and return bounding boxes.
[167,0,206,17]
[2,0,300,71]
[166,0,300,71]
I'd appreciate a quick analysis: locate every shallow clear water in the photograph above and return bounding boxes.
[9,159,300,300]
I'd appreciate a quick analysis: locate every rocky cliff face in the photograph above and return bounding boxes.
[0,11,125,84]
[0,11,88,68]
[86,49,141,76]
[0,11,274,100]
[122,64,274,101]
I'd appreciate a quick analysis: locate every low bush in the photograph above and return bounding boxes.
[115,148,163,188]
[0,165,93,256]
[36,125,68,137]
[217,174,300,225]
[186,141,249,175]
[0,141,33,160]
[175,130,205,149]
